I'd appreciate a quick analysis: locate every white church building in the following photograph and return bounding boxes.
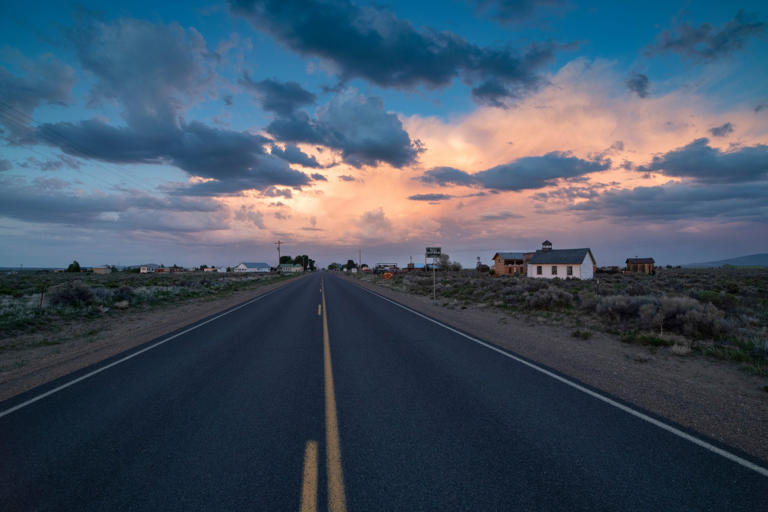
[526,240,596,280]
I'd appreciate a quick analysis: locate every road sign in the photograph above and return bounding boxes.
[426,247,441,258]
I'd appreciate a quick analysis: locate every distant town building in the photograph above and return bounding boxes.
[92,267,111,274]
[140,265,157,273]
[626,258,655,274]
[492,252,534,275]
[527,241,596,280]
[234,262,271,273]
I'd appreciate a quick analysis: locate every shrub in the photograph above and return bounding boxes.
[525,288,574,310]
[48,285,95,308]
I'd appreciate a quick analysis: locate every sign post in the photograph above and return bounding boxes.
[425,247,441,301]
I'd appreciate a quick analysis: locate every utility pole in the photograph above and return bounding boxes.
[358,248,362,269]
[274,240,282,268]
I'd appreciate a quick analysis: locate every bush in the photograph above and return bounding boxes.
[525,287,574,310]
[48,285,95,308]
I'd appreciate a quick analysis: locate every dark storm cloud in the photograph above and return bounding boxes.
[625,72,649,98]
[645,10,765,61]
[571,182,768,221]
[419,153,611,191]
[0,52,76,143]
[229,0,563,105]
[270,143,322,168]
[38,119,311,191]
[709,122,734,137]
[239,74,316,116]
[408,193,454,201]
[638,138,768,183]
[267,91,422,168]
[473,0,565,23]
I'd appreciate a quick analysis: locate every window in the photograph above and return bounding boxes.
[567,266,573,276]
[552,266,557,275]
[537,265,542,275]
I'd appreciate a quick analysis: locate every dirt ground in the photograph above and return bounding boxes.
[344,275,768,465]
[0,276,305,402]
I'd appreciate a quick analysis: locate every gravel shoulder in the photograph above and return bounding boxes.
[0,275,305,402]
[344,274,768,465]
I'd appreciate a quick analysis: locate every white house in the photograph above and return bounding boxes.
[279,263,304,273]
[234,262,271,273]
[526,240,596,280]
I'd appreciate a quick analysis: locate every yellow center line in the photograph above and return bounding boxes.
[322,278,348,512]
[318,304,322,316]
[300,440,319,512]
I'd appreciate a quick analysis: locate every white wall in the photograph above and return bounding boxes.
[580,255,594,279]
[526,261,589,279]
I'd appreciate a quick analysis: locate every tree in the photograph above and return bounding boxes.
[328,262,340,271]
[66,260,81,272]
[280,255,292,265]
[346,259,358,270]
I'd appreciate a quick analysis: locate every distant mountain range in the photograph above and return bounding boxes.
[685,253,768,268]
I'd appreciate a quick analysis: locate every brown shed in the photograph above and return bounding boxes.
[626,258,655,274]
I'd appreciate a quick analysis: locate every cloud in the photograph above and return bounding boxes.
[234,205,266,228]
[419,152,611,191]
[625,72,649,98]
[311,172,327,181]
[0,50,76,143]
[358,207,392,238]
[638,138,768,183]
[338,174,356,182]
[419,166,478,187]
[262,186,293,198]
[18,154,81,171]
[229,0,562,105]
[69,16,213,129]
[408,193,453,201]
[267,89,421,168]
[239,74,316,115]
[479,211,524,220]
[709,122,734,137]
[38,119,311,193]
[572,181,768,221]
[0,175,226,230]
[0,159,11,172]
[270,143,322,168]
[473,0,565,23]
[645,10,765,61]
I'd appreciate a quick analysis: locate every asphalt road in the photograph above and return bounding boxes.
[1,272,766,511]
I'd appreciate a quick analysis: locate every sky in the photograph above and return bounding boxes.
[0,0,767,268]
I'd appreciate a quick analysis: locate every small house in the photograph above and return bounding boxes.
[527,240,596,280]
[92,267,112,274]
[234,262,271,273]
[279,263,303,273]
[626,258,655,275]
[140,265,157,273]
[492,252,533,275]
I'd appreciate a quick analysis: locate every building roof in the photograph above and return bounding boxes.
[494,252,526,260]
[626,258,655,264]
[529,248,595,265]
[239,262,270,269]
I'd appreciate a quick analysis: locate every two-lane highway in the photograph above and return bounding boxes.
[1,272,766,510]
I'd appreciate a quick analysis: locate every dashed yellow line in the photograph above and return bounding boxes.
[322,278,348,512]
[300,440,318,512]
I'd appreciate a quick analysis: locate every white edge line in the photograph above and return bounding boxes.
[356,284,768,478]
[0,286,284,419]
